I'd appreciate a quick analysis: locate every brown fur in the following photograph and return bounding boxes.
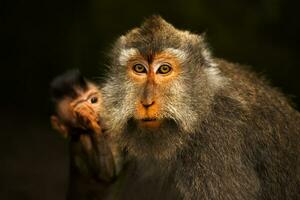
[99,16,300,200]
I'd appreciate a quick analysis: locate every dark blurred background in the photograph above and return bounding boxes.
[1,0,299,199]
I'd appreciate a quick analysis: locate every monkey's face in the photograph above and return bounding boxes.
[70,84,103,116]
[103,47,202,160]
[126,51,182,129]
[103,47,200,134]
[56,84,102,128]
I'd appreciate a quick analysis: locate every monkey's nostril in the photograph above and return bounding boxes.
[142,101,155,108]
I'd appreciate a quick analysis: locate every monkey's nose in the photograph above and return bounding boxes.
[141,100,155,108]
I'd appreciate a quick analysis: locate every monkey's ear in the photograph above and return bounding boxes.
[50,115,69,138]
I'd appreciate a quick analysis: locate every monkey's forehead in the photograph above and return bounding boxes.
[120,34,182,55]
[118,47,187,66]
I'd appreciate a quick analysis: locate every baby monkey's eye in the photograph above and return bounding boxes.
[133,64,147,73]
[157,64,172,74]
[90,96,98,104]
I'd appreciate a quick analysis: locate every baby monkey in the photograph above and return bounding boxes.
[50,70,117,199]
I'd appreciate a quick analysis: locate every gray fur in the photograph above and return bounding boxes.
[101,16,300,199]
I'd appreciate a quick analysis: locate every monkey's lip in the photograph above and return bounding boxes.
[138,118,161,128]
[141,117,158,122]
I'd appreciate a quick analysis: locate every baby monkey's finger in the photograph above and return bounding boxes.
[90,120,102,135]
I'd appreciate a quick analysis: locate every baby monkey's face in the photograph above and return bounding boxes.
[70,83,102,119]
[53,83,103,137]
[70,83,103,134]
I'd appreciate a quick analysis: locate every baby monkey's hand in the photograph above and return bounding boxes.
[70,89,102,135]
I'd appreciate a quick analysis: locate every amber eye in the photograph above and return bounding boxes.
[133,64,147,73]
[157,64,172,74]
[90,96,98,104]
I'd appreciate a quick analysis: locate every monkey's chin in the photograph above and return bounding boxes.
[122,118,183,160]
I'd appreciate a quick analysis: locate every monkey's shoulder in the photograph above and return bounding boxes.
[215,58,299,115]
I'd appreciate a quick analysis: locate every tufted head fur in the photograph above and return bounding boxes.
[102,16,227,160]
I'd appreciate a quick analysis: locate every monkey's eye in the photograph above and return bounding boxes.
[133,64,147,73]
[90,97,98,104]
[157,64,172,74]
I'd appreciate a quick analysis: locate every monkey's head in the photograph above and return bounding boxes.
[50,70,102,137]
[102,16,225,160]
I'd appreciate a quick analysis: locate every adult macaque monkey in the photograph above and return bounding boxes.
[98,16,300,199]
[50,70,122,200]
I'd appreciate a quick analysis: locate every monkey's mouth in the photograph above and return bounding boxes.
[141,117,157,122]
[138,118,161,128]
